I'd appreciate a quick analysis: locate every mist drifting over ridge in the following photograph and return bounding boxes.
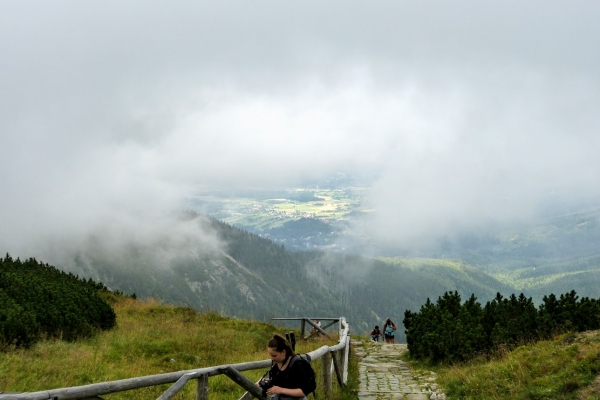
[1,1,600,264]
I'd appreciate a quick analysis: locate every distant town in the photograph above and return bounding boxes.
[188,186,372,251]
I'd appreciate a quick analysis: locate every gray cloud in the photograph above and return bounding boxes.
[1,1,600,259]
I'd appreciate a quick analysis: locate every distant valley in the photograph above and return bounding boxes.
[16,182,599,343]
[189,184,600,303]
[188,185,370,251]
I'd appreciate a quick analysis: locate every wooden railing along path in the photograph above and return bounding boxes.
[0,317,350,400]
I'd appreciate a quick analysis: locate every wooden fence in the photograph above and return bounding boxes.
[0,317,350,400]
[270,317,340,340]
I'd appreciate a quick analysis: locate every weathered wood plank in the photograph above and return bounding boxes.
[238,367,269,400]
[342,336,350,384]
[219,366,263,399]
[304,318,330,338]
[328,340,346,352]
[156,372,196,400]
[0,361,271,400]
[196,374,208,400]
[331,351,343,386]
[306,345,329,361]
[321,352,332,399]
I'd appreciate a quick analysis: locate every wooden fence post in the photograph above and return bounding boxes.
[331,351,343,386]
[342,335,350,384]
[196,374,208,400]
[321,352,332,399]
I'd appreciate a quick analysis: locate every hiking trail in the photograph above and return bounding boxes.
[353,340,446,400]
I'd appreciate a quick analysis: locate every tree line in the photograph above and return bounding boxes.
[0,254,117,348]
[403,290,600,364]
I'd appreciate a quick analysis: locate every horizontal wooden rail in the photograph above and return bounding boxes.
[0,360,270,400]
[271,317,340,339]
[0,317,350,400]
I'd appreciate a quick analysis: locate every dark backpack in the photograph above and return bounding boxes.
[288,354,317,395]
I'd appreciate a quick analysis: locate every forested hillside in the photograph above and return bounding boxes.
[435,207,600,302]
[194,186,600,309]
[4,207,598,343]
[33,212,512,341]
[0,255,116,348]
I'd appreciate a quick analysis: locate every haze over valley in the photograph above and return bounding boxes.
[2,1,600,335]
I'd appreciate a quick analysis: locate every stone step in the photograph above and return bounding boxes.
[353,340,446,400]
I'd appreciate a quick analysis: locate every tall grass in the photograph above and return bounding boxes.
[0,294,356,399]
[406,331,600,400]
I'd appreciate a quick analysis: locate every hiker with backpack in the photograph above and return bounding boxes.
[259,334,317,399]
[370,325,382,342]
[383,317,397,344]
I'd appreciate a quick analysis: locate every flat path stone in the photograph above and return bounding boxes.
[353,340,445,400]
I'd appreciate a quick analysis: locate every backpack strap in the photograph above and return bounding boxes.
[288,353,310,367]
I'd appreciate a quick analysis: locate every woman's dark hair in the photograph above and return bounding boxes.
[268,334,296,357]
[375,325,379,329]
[385,318,392,325]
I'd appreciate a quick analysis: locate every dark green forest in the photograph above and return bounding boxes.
[404,290,600,364]
[0,254,116,348]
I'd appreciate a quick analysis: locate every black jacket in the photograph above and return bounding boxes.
[269,355,316,396]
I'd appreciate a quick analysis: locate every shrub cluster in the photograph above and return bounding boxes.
[0,254,117,348]
[403,290,600,364]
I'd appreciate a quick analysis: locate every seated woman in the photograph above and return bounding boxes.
[260,334,316,399]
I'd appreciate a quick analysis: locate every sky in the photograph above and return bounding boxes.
[2,1,600,260]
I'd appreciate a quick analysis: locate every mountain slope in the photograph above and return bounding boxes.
[439,207,600,301]
[41,213,515,343]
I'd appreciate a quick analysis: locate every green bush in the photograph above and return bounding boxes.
[0,254,117,348]
[404,290,600,364]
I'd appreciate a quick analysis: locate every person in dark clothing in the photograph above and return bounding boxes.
[370,325,382,342]
[260,334,316,399]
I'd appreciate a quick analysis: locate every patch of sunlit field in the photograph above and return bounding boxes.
[406,331,600,400]
[272,201,353,219]
[0,294,347,399]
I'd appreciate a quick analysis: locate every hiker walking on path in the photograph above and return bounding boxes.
[370,325,382,342]
[259,334,316,400]
[383,317,397,344]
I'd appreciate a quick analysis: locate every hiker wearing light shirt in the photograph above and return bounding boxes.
[383,317,397,344]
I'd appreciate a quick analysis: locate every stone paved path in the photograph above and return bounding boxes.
[353,340,446,400]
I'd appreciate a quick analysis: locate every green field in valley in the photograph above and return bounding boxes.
[189,187,370,232]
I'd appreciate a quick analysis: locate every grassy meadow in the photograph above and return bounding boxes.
[406,330,600,400]
[0,293,358,399]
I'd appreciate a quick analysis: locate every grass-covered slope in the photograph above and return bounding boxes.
[422,330,600,399]
[0,295,354,400]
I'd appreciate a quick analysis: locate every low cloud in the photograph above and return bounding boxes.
[1,1,599,262]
